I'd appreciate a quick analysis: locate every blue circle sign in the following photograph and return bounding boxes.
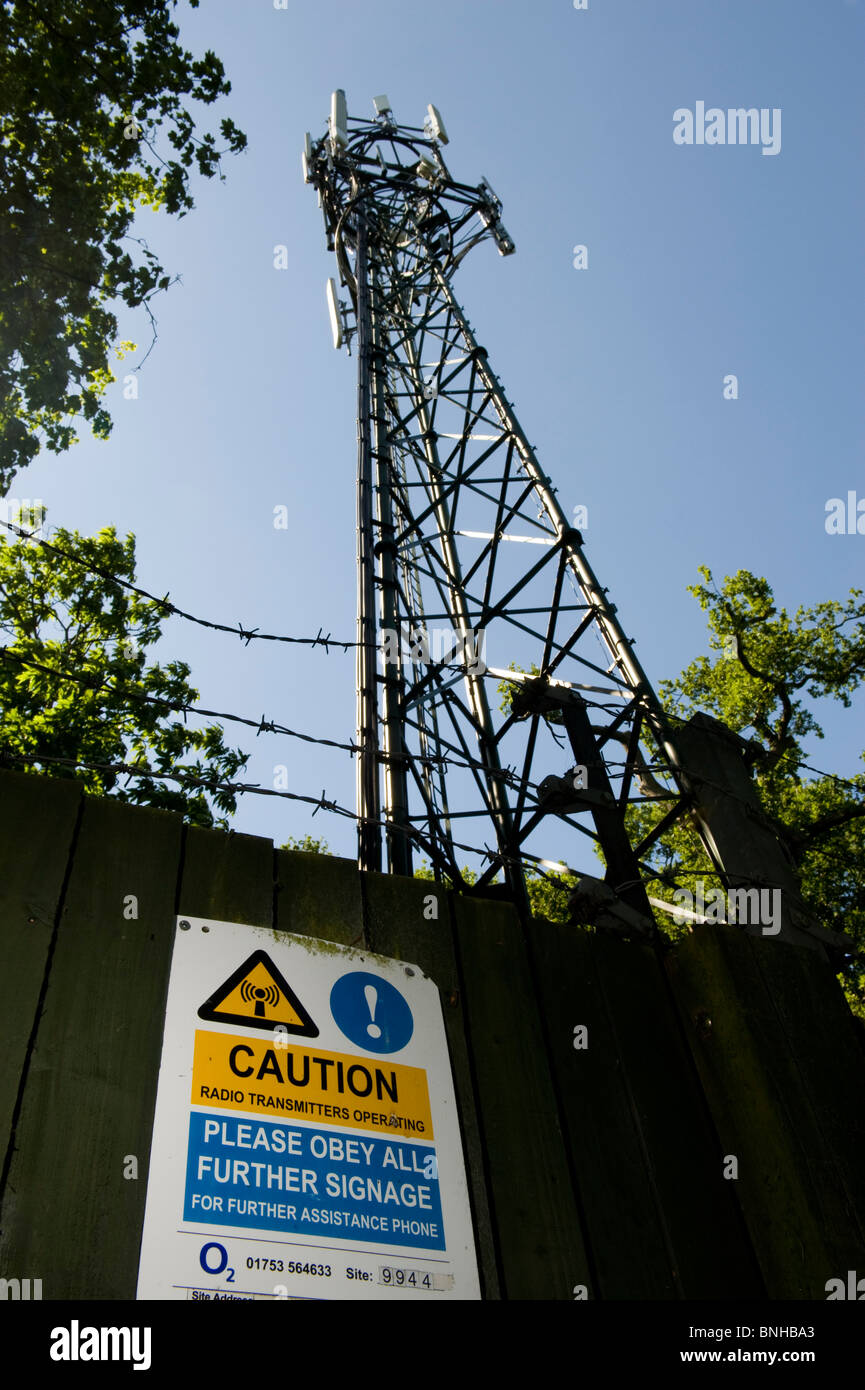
[329,971,414,1054]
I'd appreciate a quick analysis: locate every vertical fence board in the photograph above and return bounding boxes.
[0,770,81,1169]
[178,826,274,928]
[748,936,865,1273]
[665,926,837,1297]
[274,848,365,945]
[528,922,764,1298]
[453,895,591,1300]
[362,872,501,1299]
[591,931,765,1300]
[527,923,670,1298]
[0,796,182,1299]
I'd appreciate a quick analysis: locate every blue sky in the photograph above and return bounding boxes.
[9,0,864,865]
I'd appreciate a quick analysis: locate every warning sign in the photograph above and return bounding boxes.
[136,918,480,1300]
[197,949,318,1036]
[191,1031,433,1135]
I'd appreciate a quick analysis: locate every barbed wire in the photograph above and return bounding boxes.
[0,745,587,879]
[779,755,865,794]
[0,644,361,751]
[2,521,860,846]
[0,518,636,695]
[4,636,858,847]
[0,744,355,817]
[4,745,857,931]
[0,644,548,793]
[0,517,359,651]
[0,518,565,672]
[623,702,865,796]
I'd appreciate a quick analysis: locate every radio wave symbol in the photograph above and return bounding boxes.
[240,978,280,1019]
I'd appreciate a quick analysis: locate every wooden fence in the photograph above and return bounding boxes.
[1,766,864,1299]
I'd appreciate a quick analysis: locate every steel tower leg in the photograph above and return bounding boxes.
[354,214,382,872]
[370,268,413,876]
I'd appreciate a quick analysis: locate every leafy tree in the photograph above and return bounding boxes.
[625,569,865,1014]
[0,508,249,827]
[0,0,247,488]
[522,865,580,921]
[413,860,475,886]
[280,835,332,856]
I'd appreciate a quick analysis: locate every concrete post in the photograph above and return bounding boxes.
[668,712,825,954]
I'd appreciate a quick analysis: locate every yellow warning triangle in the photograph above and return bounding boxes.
[198,950,318,1036]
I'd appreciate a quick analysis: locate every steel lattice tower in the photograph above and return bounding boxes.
[305,92,694,915]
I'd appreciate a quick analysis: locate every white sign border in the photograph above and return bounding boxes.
[136,915,481,1301]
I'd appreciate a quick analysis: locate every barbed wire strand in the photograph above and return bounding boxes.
[2,749,859,932]
[0,519,640,699]
[0,645,545,792]
[0,746,581,879]
[2,524,860,820]
[0,518,356,650]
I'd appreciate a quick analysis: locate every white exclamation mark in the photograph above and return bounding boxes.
[365,984,382,1038]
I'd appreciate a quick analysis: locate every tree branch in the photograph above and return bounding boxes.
[785,802,865,850]
[728,624,796,770]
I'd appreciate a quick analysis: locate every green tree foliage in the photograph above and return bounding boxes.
[0,0,246,487]
[522,866,579,922]
[627,569,865,1013]
[413,860,476,886]
[0,509,249,826]
[280,835,332,856]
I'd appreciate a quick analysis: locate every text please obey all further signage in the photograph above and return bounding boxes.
[136,917,480,1299]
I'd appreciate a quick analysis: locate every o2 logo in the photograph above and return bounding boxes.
[200,1241,235,1283]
